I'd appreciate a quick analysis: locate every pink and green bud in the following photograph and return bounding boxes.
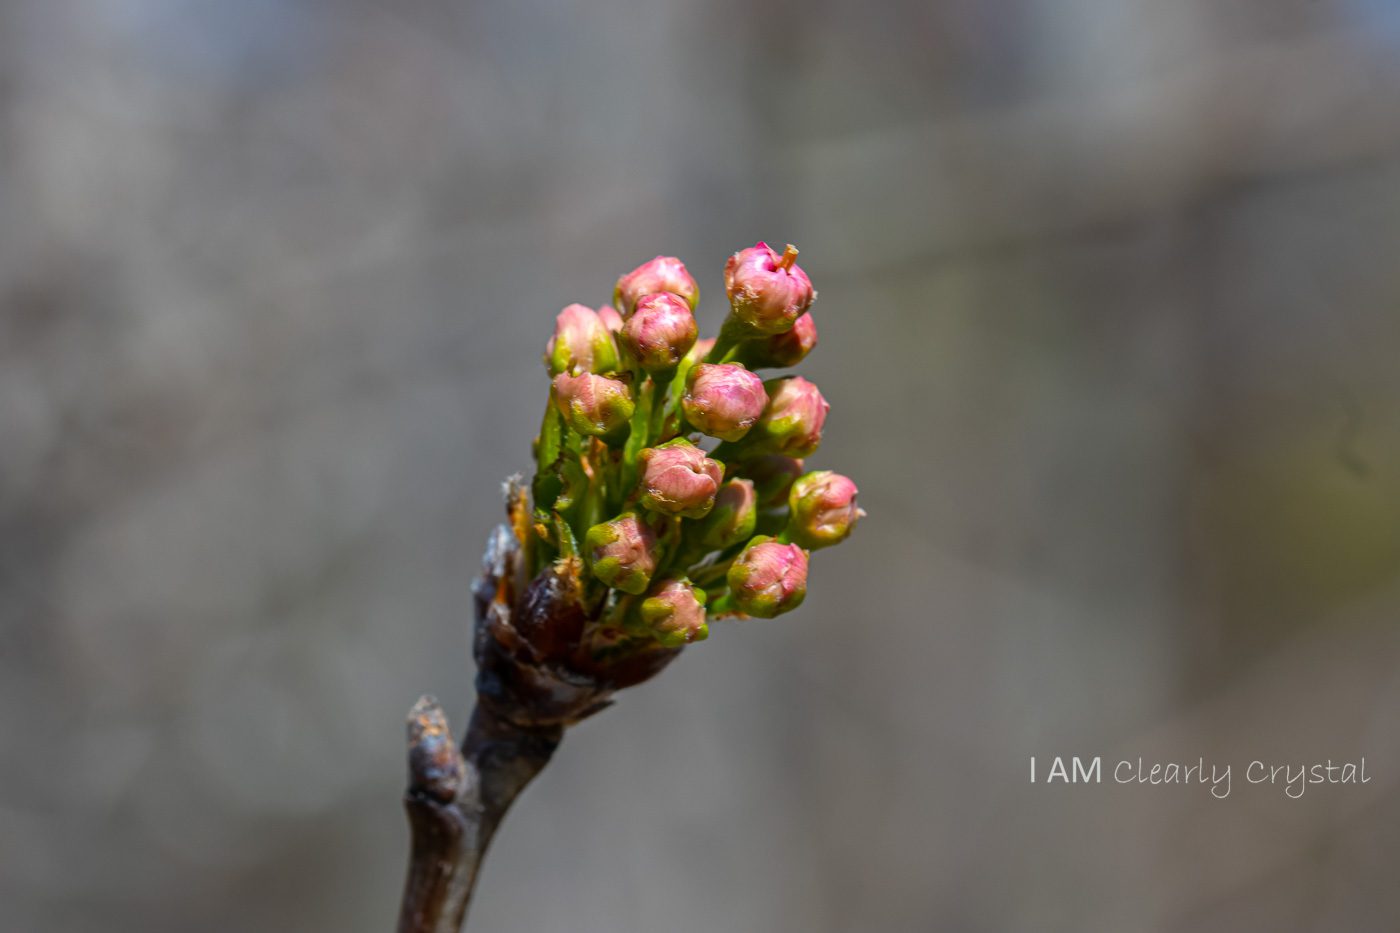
[584,512,659,594]
[545,304,620,375]
[692,478,757,550]
[619,292,698,372]
[614,255,699,316]
[787,471,862,549]
[682,363,767,442]
[638,438,724,518]
[552,371,635,436]
[741,454,805,509]
[639,578,709,646]
[744,376,829,457]
[598,305,625,333]
[726,537,808,618]
[724,242,815,335]
[737,312,817,369]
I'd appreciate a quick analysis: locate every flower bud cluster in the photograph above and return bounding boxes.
[524,242,860,664]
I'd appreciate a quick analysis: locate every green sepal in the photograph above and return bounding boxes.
[536,404,563,473]
[532,403,567,512]
[553,512,580,562]
[553,457,589,516]
[621,376,655,483]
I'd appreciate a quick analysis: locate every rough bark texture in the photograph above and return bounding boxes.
[397,699,561,933]
[397,499,679,931]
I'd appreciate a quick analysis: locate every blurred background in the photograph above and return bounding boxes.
[2,0,1399,930]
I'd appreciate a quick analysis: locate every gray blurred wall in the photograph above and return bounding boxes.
[2,1,1399,930]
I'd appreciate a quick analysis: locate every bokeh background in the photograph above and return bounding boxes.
[3,1,1400,930]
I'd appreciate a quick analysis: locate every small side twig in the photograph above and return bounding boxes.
[397,697,562,933]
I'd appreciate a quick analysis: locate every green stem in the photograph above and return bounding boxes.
[689,554,737,587]
[619,377,656,506]
[706,318,749,364]
[578,441,604,534]
[707,591,736,615]
[651,516,684,578]
[649,372,673,440]
[608,593,637,629]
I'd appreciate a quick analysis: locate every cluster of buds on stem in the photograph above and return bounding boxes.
[481,243,861,728]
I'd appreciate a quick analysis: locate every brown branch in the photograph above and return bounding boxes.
[396,508,677,931]
[397,697,562,933]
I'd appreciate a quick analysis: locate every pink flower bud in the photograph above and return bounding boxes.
[614,255,699,316]
[584,512,659,594]
[746,376,829,457]
[638,439,724,518]
[738,312,818,369]
[724,242,815,335]
[787,471,862,549]
[739,454,804,509]
[619,292,698,372]
[552,372,635,436]
[692,478,757,550]
[682,363,767,442]
[544,304,620,375]
[598,305,625,333]
[726,537,808,618]
[639,578,708,646]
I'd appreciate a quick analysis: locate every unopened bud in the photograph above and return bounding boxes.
[739,454,804,509]
[745,376,829,457]
[553,372,635,436]
[545,304,620,375]
[787,471,862,549]
[584,512,659,594]
[737,312,817,369]
[614,256,699,316]
[620,292,698,372]
[638,439,724,518]
[724,242,814,335]
[726,537,808,618]
[682,363,767,442]
[598,305,625,333]
[691,478,757,550]
[639,578,708,647]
